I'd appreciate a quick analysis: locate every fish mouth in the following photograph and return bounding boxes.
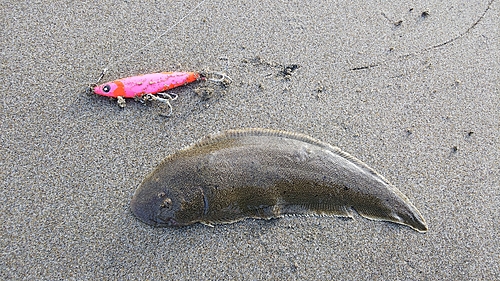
[154,215,178,227]
[154,208,179,226]
[130,206,169,227]
[130,202,179,227]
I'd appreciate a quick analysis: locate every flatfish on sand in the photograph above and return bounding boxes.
[131,128,427,232]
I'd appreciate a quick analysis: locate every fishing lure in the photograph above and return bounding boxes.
[92,71,231,116]
[131,128,428,232]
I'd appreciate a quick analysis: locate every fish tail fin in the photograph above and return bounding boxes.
[355,199,428,233]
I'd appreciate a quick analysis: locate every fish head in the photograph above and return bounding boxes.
[130,178,183,227]
[93,81,125,98]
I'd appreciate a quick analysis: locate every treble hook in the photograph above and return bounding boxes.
[141,92,178,117]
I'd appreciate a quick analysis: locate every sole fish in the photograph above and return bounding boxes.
[131,128,428,232]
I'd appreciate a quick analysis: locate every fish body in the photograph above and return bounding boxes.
[93,72,200,98]
[131,128,428,232]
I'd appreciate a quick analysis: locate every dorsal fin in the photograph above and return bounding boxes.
[166,128,392,188]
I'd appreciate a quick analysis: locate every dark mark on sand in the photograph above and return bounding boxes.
[351,0,496,71]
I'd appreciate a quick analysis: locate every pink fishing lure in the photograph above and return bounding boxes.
[91,71,230,116]
[93,72,200,99]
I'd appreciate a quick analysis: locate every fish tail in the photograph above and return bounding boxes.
[355,197,428,233]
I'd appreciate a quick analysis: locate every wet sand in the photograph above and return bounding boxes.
[1,0,499,279]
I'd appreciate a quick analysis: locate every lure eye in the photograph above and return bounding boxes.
[102,85,111,93]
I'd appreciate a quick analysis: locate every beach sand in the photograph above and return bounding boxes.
[1,0,499,279]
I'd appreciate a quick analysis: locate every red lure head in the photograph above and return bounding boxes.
[93,81,125,98]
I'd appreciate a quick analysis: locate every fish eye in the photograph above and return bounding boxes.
[160,197,172,209]
[102,85,111,93]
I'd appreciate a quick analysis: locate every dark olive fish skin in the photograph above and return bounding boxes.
[131,128,428,232]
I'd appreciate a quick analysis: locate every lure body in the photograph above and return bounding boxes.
[93,72,200,98]
[131,128,428,232]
